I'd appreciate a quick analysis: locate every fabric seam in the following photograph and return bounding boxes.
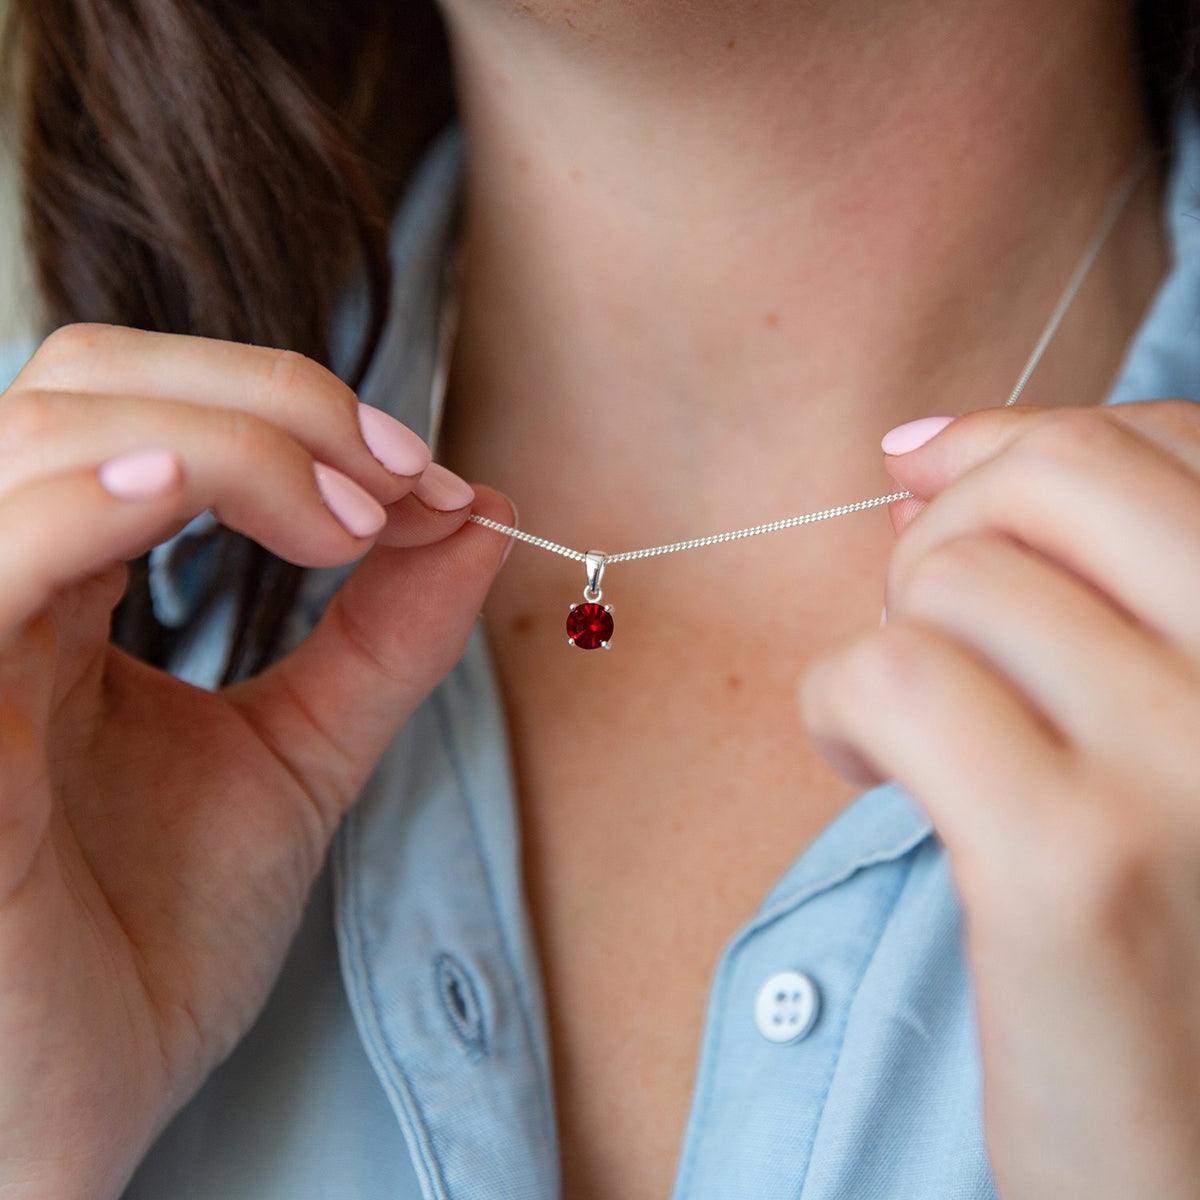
[431,682,560,1176]
[795,851,922,1200]
[336,810,451,1200]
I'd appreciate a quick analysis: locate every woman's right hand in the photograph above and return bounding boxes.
[0,324,513,1200]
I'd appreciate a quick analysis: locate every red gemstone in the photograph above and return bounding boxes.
[567,602,614,649]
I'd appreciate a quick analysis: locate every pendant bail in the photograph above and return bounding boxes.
[583,550,607,602]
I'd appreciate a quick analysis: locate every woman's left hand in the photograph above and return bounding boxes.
[802,401,1200,1200]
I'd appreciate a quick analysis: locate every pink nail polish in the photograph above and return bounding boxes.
[313,463,386,538]
[98,448,181,499]
[357,403,431,477]
[413,462,476,512]
[881,416,954,456]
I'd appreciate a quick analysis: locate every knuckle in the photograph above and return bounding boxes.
[1013,406,1116,468]
[38,321,113,358]
[264,348,355,418]
[0,389,72,453]
[216,409,319,498]
[265,348,317,395]
[24,322,114,385]
[811,627,921,724]
[893,532,997,610]
[219,406,280,462]
[1120,397,1200,439]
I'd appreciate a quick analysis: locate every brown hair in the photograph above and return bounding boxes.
[2,1,1199,683]
[4,0,453,682]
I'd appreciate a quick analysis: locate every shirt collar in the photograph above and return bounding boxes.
[1108,100,1200,407]
[345,126,464,453]
[149,128,465,643]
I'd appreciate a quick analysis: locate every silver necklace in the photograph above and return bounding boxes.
[467,155,1151,649]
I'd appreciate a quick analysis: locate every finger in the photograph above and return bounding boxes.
[0,394,412,564]
[0,612,56,756]
[0,454,189,643]
[10,323,431,496]
[227,486,515,831]
[888,495,927,535]
[802,622,1071,877]
[0,389,478,552]
[885,411,1200,654]
[376,463,480,549]
[0,387,412,509]
[883,400,1200,503]
[11,439,391,618]
[0,612,56,902]
[889,530,1197,763]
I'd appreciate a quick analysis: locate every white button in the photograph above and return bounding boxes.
[754,970,820,1044]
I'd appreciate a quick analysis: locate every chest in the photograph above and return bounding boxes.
[482,603,859,1200]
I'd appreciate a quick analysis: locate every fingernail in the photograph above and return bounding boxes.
[357,403,431,477]
[881,416,954,455]
[313,463,387,538]
[98,448,181,499]
[413,461,475,512]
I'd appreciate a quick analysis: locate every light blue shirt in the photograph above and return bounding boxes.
[3,113,1200,1198]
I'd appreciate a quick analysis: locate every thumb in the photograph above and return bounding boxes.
[228,484,515,821]
[882,406,1045,533]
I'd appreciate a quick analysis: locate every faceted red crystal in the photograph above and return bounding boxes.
[567,602,614,650]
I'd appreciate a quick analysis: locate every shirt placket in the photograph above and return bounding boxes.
[670,787,941,1200]
[333,629,559,1200]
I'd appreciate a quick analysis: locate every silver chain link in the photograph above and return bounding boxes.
[468,491,914,565]
[466,152,1151,569]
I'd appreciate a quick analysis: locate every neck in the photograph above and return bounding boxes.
[436,0,1166,544]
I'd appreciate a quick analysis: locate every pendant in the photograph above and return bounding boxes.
[567,551,613,650]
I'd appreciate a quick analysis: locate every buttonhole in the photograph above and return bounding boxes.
[434,952,488,1061]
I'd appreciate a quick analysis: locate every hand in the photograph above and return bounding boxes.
[0,324,513,1199]
[803,402,1200,1199]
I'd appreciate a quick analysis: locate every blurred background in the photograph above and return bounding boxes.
[0,0,37,348]
[0,134,34,346]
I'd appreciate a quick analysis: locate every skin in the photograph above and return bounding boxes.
[0,324,514,1196]
[0,3,1196,1200]
[806,402,1200,1198]
[433,0,1187,1196]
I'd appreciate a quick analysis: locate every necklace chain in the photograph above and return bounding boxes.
[469,490,914,565]
[467,152,1151,569]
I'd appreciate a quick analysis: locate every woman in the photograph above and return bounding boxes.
[0,0,1198,1196]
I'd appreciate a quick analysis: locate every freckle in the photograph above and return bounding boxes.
[764,313,780,329]
[515,155,531,172]
[727,673,743,691]
[570,166,584,182]
[726,37,737,50]
[494,71,511,88]
[510,613,535,635]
